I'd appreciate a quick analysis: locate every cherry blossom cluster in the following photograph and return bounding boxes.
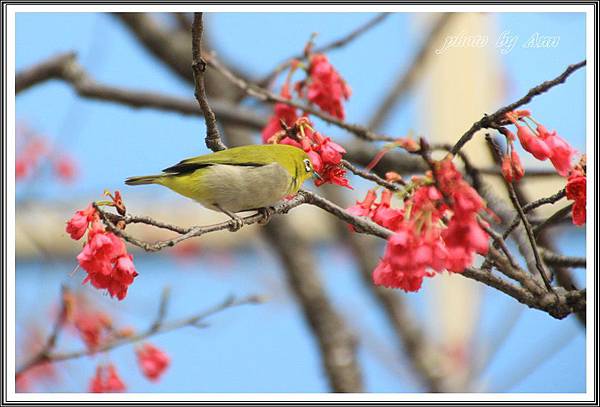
[66,191,138,300]
[262,50,352,188]
[66,293,171,392]
[501,110,586,226]
[295,53,352,120]
[16,124,77,183]
[347,158,489,292]
[89,343,170,393]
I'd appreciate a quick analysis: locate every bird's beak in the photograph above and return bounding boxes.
[312,171,323,181]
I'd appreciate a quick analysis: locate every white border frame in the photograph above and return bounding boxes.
[5,3,596,403]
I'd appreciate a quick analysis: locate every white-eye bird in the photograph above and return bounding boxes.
[125,144,317,230]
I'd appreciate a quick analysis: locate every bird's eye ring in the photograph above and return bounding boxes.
[303,159,312,173]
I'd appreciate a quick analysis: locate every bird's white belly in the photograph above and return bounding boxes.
[197,163,293,213]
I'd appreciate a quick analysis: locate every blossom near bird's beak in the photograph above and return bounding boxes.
[312,171,323,181]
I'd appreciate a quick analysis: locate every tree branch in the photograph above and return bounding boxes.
[486,135,554,293]
[15,286,69,378]
[192,13,226,152]
[207,54,398,143]
[16,293,263,376]
[325,188,447,392]
[540,249,586,269]
[15,52,265,129]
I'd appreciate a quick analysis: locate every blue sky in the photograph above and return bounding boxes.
[15,12,587,393]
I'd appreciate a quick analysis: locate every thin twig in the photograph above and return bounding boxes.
[502,189,566,240]
[477,218,519,270]
[192,13,226,152]
[341,159,405,190]
[533,203,573,237]
[486,136,554,293]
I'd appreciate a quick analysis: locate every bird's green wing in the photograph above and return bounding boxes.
[162,144,306,174]
[162,145,281,174]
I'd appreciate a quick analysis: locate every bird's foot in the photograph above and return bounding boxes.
[217,205,245,232]
[228,216,244,232]
[257,207,275,225]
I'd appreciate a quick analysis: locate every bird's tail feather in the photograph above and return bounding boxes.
[125,175,163,186]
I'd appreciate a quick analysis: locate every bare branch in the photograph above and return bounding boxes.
[15,52,265,129]
[16,294,263,376]
[486,136,554,293]
[192,13,226,151]
[502,189,566,240]
[150,286,171,331]
[94,193,309,252]
[450,60,586,155]
[540,249,586,269]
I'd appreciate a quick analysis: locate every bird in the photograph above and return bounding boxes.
[125,144,318,230]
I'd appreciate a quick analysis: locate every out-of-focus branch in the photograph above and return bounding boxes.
[16,294,263,376]
[263,218,363,392]
[540,249,586,269]
[15,52,265,129]
[325,187,447,392]
[368,13,455,131]
[450,60,586,155]
[15,286,69,378]
[259,13,390,87]
[532,203,573,237]
[114,12,252,99]
[114,13,192,83]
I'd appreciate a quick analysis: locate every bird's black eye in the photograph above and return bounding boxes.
[303,159,312,173]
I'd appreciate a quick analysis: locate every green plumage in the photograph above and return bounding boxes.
[125,144,314,214]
